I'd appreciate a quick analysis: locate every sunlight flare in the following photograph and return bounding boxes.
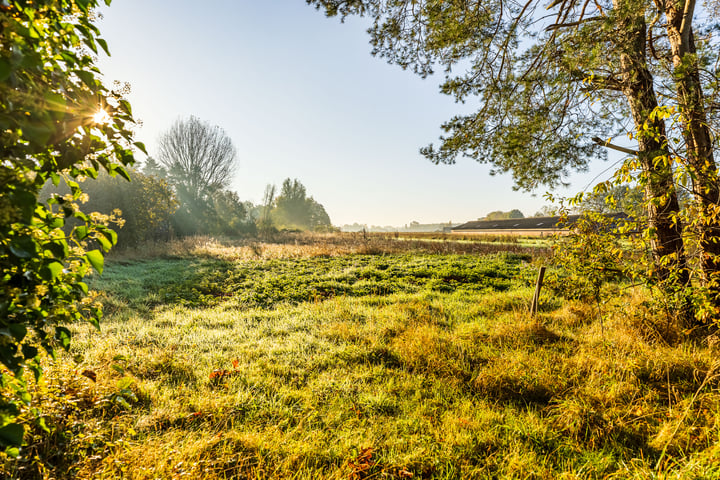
[92,109,111,125]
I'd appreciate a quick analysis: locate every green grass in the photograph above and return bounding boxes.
[3,239,719,479]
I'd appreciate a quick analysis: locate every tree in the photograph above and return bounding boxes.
[258,184,277,236]
[534,206,558,218]
[207,189,256,236]
[157,116,238,234]
[268,178,333,231]
[307,0,720,317]
[142,156,167,179]
[577,185,645,218]
[0,0,138,449]
[483,210,525,220]
[507,209,524,219]
[41,169,178,247]
[274,178,310,228]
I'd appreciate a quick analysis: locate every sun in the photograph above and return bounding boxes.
[92,109,111,125]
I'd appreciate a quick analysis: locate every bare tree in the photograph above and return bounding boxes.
[157,116,237,213]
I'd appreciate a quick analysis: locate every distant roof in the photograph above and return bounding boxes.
[451,213,629,231]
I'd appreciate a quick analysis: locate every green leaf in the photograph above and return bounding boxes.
[46,240,68,258]
[8,324,27,342]
[133,141,147,154]
[0,424,24,448]
[75,70,96,87]
[115,165,131,182]
[5,447,20,458]
[0,58,12,82]
[118,99,132,116]
[21,123,53,147]
[40,261,64,281]
[86,249,104,274]
[21,344,38,361]
[97,38,110,56]
[96,235,112,252]
[99,227,118,246]
[54,327,72,351]
[9,236,37,259]
[75,225,89,241]
[11,189,36,223]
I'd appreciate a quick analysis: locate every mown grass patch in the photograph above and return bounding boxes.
[3,240,719,479]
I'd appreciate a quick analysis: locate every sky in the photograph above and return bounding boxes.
[95,0,617,227]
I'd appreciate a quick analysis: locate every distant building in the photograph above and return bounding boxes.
[450,213,630,236]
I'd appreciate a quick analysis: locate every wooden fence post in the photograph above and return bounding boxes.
[530,266,546,317]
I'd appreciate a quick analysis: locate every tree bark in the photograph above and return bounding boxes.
[663,0,720,306]
[615,1,689,286]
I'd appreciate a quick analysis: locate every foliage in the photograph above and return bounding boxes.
[271,178,332,231]
[41,169,178,247]
[0,0,139,451]
[156,116,238,235]
[206,189,257,237]
[306,0,720,319]
[546,212,630,306]
[483,209,524,221]
[576,184,645,218]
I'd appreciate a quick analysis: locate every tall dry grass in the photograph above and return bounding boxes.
[109,231,547,262]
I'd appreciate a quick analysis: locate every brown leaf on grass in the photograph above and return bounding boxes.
[81,369,97,382]
[348,447,375,479]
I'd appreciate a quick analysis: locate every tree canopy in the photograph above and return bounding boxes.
[307,0,720,318]
[156,116,239,235]
[271,178,333,231]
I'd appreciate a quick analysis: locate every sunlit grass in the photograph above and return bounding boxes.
[3,235,719,479]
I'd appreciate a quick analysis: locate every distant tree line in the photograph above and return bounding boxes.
[479,210,524,221]
[41,117,333,248]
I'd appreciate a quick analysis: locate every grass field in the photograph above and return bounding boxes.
[3,235,719,479]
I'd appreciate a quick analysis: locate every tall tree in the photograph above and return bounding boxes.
[275,178,310,227]
[271,178,333,230]
[157,116,237,233]
[306,0,720,300]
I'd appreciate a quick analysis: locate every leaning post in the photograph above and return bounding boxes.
[530,266,546,317]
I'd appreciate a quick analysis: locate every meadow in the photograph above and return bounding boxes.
[3,233,719,479]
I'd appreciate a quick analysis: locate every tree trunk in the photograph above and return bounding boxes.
[615,2,689,287]
[664,0,720,309]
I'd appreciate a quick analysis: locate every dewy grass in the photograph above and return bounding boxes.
[3,237,719,479]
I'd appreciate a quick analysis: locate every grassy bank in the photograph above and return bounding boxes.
[2,236,719,479]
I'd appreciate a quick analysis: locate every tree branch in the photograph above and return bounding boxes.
[545,16,603,31]
[592,136,639,155]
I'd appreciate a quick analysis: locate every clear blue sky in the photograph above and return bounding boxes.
[96,0,614,226]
